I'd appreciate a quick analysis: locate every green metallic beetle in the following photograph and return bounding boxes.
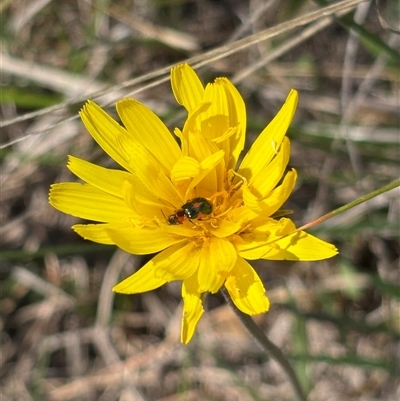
[166,197,212,225]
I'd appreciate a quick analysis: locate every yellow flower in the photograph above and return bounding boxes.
[49,64,338,343]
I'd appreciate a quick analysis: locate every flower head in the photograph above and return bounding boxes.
[49,64,337,343]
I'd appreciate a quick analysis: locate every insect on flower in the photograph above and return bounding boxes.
[166,197,212,225]
[49,63,339,344]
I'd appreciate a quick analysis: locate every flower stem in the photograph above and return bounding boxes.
[221,288,307,401]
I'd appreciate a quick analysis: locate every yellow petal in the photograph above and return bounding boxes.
[49,182,135,222]
[120,138,182,205]
[116,98,181,173]
[113,252,171,294]
[236,216,338,261]
[182,139,217,197]
[73,223,123,244]
[263,230,338,261]
[234,235,275,260]
[243,182,263,214]
[180,102,211,155]
[121,180,166,219]
[218,78,246,170]
[229,205,258,223]
[113,242,198,296]
[153,242,200,281]
[202,82,229,140]
[79,100,132,172]
[171,64,204,113]
[211,126,237,145]
[186,150,225,196]
[160,221,204,237]
[238,89,298,182]
[233,218,294,259]
[254,216,296,235]
[210,219,242,238]
[106,225,185,255]
[181,276,204,344]
[200,149,225,170]
[67,155,133,198]
[258,169,297,217]
[225,257,270,315]
[197,237,237,293]
[171,156,201,182]
[250,137,291,198]
[185,123,218,162]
